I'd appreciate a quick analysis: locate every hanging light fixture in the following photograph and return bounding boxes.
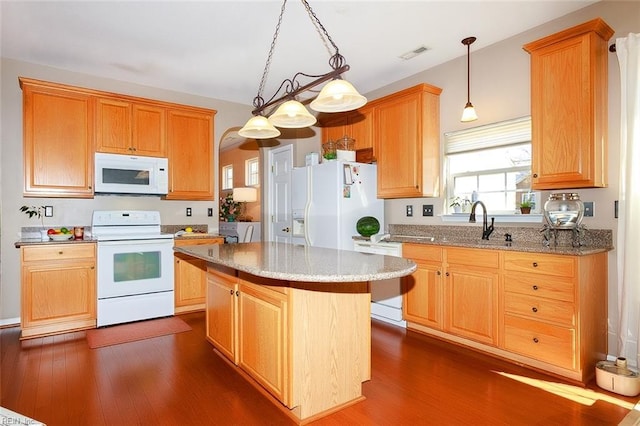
[238,0,366,139]
[460,36,478,122]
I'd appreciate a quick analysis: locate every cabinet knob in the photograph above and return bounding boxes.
[58,251,63,255]
[229,289,233,295]
[532,262,538,267]
[445,272,450,277]
[533,337,539,344]
[235,290,239,297]
[533,173,538,178]
[282,227,290,232]
[437,271,441,276]
[532,285,538,291]
[532,307,538,313]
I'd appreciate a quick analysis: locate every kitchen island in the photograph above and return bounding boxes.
[174,242,416,424]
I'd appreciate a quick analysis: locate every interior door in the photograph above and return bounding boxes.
[267,145,293,243]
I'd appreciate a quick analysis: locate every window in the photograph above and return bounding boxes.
[245,157,259,187]
[444,117,533,214]
[221,165,233,190]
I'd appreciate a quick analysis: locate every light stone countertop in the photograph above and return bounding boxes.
[174,241,417,283]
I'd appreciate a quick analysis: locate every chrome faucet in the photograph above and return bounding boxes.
[469,201,495,240]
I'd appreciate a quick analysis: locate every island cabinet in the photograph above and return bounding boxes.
[96,97,166,157]
[165,108,216,200]
[205,266,370,422]
[375,83,442,199]
[20,243,96,339]
[524,18,614,190]
[20,78,95,198]
[403,243,608,383]
[403,244,498,346]
[174,237,223,313]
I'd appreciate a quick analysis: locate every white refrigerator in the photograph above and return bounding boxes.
[291,161,383,250]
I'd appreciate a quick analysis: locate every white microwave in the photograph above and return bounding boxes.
[94,153,169,195]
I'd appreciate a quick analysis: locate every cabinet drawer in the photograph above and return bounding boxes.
[447,247,499,269]
[175,237,223,246]
[402,244,442,262]
[22,243,95,262]
[504,315,575,370]
[504,293,575,326]
[503,252,575,277]
[504,273,574,302]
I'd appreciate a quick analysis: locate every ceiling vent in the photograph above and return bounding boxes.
[399,46,430,60]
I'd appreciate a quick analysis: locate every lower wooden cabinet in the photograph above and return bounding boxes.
[20,243,96,339]
[206,266,238,362]
[174,237,223,313]
[403,243,607,383]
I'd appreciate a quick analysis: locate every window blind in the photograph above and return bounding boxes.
[444,116,531,154]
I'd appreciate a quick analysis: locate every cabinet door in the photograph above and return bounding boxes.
[403,261,443,329]
[132,103,166,157]
[21,80,94,198]
[96,97,132,154]
[21,260,96,338]
[166,108,215,200]
[350,108,374,152]
[445,264,498,346]
[174,253,206,313]
[206,269,238,362]
[237,281,288,404]
[321,114,349,143]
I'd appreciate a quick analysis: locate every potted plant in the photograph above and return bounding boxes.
[449,197,472,213]
[519,200,532,214]
[20,205,47,239]
[219,193,241,222]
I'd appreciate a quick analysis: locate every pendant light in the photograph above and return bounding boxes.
[461,36,478,122]
[240,0,366,138]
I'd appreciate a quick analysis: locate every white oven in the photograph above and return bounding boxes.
[92,211,174,327]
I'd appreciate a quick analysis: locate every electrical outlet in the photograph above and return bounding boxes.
[44,206,53,217]
[615,200,619,219]
[207,208,213,217]
[423,204,434,216]
[186,207,192,217]
[406,205,413,217]
[583,201,594,217]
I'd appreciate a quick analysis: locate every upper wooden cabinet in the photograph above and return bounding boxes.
[96,97,166,157]
[524,18,614,190]
[165,108,216,200]
[20,78,95,198]
[319,107,375,156]
[375,84,442,198]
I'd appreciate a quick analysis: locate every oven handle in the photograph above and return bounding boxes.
[97,239,174,247]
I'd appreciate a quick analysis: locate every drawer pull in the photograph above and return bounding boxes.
[532,285,538,291]
[532,262,538,267]
[58,251,63,255]
[229,289,234,295]
[532,307,538,313]
[533,337,539,343]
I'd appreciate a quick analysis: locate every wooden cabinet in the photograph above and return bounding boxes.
[20,243,96,339]
[320,107,375,156]
[375,83,441,198]
[166,108,216,200]
[445,248,499,346]
[524,18,614,190]
[20,78,95,198]
[402,244,443,329]
[238,278,290,404]
[206,266,238,363]
[96,97,166,157]
[502,251,607,382]
[403,243,607,383]
[174,237,223,313]
[403,245,498,346]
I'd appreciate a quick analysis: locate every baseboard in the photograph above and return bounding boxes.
[0,317,20,328]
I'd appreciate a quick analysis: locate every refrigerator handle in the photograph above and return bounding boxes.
[304,167,312,246]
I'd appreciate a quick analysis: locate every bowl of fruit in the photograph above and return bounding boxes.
[48,227,73,241]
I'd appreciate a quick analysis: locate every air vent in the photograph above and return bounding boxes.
[399,46,430,60]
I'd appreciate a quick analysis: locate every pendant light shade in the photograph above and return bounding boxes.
[461,36,478,123]
[268,100,317,128]
[310,79,367,113]
[238,115,281,139]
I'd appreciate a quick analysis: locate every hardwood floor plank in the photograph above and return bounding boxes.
[1,312,636,425]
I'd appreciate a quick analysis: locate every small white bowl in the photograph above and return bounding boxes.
[49,234,73,241]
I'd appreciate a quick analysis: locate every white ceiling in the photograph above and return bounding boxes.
[1,1,597,107]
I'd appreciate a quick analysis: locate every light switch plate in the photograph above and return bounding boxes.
[207,208,213,217]
[44,206,53,217]
[186,207,192,217]
[406,205,413,217]
[583,201,594,217]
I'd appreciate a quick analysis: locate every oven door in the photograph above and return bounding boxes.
[97,238,174,299]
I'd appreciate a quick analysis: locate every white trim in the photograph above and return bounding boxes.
[441,213,544,224]
[0,317,20,327]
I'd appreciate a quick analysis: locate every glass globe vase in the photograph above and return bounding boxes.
[543,193,584,229]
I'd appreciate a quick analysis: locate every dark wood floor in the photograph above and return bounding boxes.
[1,312,635,425]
